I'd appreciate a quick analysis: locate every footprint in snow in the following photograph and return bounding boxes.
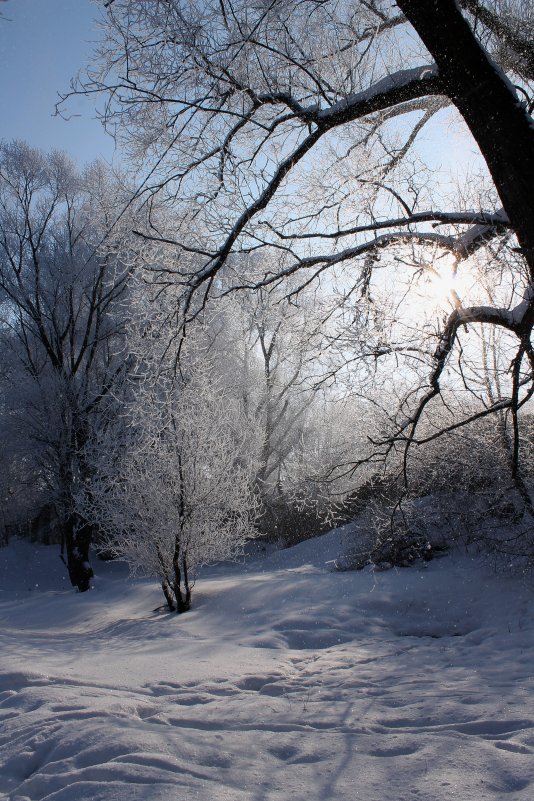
[368,744,419,757]
[494,741,532,754]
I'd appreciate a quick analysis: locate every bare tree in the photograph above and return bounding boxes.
[81,342,260,612]
[72,1,533,491]
[220,268,327,475]
[0,141,136,590]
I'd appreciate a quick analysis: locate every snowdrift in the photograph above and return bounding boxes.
[1,534,533,800]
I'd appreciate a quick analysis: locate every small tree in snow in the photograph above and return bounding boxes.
[83,365,260,612]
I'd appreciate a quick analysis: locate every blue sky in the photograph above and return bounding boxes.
[0,1,480,181]
[0,0,115,165]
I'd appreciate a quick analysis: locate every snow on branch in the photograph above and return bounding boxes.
[317,65,442,125]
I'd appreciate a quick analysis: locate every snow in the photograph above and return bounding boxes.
[1,533,533,801]
[317,65,440,121]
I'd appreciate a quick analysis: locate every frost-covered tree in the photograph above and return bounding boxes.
[176,262,366,541]
[0,141,136,590]
[72,0,533,490]
[214,274,329,514]
[82,358,260,612]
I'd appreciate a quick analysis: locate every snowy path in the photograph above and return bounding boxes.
[1,535,533,800]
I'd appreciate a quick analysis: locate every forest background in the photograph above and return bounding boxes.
[0,0,533,613]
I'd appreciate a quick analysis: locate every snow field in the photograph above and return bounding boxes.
[0,532,533,800]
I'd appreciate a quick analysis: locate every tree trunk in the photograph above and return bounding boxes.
[172,454,191,613]
[172,550,191,613]
[396,0,534,279]
[161,576,176,611]
[180,554,192,612]
[63,513,94,592]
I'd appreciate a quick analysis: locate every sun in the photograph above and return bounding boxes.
[427,261,461,306]
[421,254,472,311]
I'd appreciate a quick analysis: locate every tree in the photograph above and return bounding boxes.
[216,267,331,512]
[81,349,259,612]
[187,259,368,541]
[0,141,135,590]
[75,1,533,493]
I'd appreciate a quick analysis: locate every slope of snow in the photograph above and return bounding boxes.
[0,534,533,801]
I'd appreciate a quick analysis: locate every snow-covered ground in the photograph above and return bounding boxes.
[1,531,533,801]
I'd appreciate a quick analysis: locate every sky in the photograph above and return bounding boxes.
[0,1,482,184]
[0,0,116,166]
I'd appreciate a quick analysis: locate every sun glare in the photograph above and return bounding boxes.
[428,262,459,305]
[422,255,471,311]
